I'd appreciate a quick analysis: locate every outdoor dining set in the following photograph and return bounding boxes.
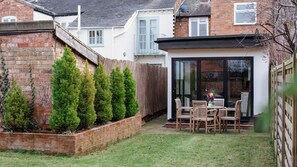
[175,98,242,133]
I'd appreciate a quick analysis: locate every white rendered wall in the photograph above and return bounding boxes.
[135,55,166,66]
[65,9,174,63]
[166,48,269,119]
[33,11,53,21]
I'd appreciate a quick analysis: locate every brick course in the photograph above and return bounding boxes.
[210,0,258,35]
[0,32,96,129]
[0,0,34,22]
[174,0,259,37]
[0,114,142,155]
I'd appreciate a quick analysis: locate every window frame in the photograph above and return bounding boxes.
[88,29,104,46]
[1,16,17,23]
[137,17,159,54]
[189,17,209,37]
[234,2,257,25]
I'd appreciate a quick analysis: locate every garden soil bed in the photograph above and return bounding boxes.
[0,114,141,155]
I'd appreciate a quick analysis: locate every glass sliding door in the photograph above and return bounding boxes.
[200,60,225,100]
[173,60,197,117]
[172,57,253,119]
[227,59,252,117]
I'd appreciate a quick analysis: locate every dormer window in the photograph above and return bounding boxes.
[189,17,209,37]
[2,16,17,22]
[234,2,256,25]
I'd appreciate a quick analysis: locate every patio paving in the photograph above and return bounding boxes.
[142,114,251,135]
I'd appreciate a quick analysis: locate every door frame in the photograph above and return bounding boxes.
[172,57,254,121]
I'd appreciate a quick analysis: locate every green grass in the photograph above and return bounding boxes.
[0,132,275,167]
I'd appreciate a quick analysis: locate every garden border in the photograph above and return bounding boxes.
[0,113,141,155]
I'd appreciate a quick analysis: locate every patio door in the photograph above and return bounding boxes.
[172,60,197,118]
[172,58,253,120]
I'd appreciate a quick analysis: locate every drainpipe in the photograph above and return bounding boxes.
[77,5,81,38]
[111,27,115,59]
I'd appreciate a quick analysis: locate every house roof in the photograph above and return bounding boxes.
[156,34,263,51]
[26,0,176,27]
[176,0,211,17]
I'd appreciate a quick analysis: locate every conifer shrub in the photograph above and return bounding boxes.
[110,67,126,121]
[4,80,30,132]
[94,62,113,124]
[77,61,96,129]
[123,67,139,117]
[49,47,81,133]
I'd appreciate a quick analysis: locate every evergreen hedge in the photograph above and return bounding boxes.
[77,61,96,129]
[110,67,126,121]
[123,67,139,117]
[49,47,81,133]
[94,63,113,124]
[4,80,30,132]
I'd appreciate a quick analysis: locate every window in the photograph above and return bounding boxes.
[88,30,103,46]
[137,18,159,54]
[234,2,256,25]
[189,17,209,37]
[1,16,17,23]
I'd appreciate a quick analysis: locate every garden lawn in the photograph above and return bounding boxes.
[0,132,275,167]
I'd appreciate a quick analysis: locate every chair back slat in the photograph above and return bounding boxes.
[175,98,181,109]
[235,100,242,117]
[214,98,224,106]
[192,100,207,107]
[192,106,208,118]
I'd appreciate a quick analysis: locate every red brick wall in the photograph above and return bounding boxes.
[0,0,34,22]
[0,114,141,155]
[174,18,189,37]
[210,0,257,35]
[174,0,259,37]
[0,32,96,128]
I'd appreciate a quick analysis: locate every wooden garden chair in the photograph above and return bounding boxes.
[191,100,207,132]
[175,98,191,130]
[191,106,216,133]
[219,100,242,133]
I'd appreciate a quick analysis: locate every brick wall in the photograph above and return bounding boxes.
[210,0,258,35]
[0,0,34,22]
[0,114,141,155]
[174,0,259,37]
[174,18,189,37]
[0,31,97,128]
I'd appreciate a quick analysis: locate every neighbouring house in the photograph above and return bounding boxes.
[156,0,269,121]
[12,0,176,67]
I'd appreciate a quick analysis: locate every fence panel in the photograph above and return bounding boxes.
[271,53,297,167]
[101,58,167,119]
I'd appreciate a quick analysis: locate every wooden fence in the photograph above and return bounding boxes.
[271,53,297,167]
[102,59,167,119]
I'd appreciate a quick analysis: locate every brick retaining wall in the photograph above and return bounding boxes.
[0,114,141,155]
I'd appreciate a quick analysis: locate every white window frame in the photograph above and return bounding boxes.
[1,16,17,23]
[88,29,103,46]
[189,17,209,37]
[234,2,257,25]
[137,17,159,54]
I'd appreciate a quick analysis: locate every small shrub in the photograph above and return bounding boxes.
[94,62,113,124]
[123,67,139,117]
[77,61,96,129]
[4,80,30,131]
[49,47,81,133]
[110,67,126,121]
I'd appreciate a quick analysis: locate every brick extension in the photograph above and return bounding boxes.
[0,114,141,155]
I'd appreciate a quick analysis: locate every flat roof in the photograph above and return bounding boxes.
[156,34,262,51]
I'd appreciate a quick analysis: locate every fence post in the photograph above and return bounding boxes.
[281,62,285,167]
[293,53,297,167]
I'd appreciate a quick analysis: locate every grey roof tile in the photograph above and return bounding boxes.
[26,0,176,27]
[176,0,210,17]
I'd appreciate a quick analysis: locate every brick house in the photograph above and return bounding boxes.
[156,0,269,121]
